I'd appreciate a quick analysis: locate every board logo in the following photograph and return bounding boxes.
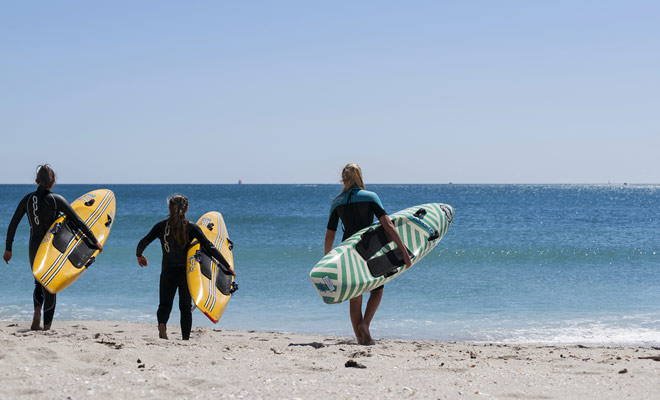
[440,205,453,223]
[200,217,213,229]
[188,256,197,272]
[315,276,336,293]
[79,193,96,204]
[323,276,336,292]
[41,233,52,243]
[408,214,436,236]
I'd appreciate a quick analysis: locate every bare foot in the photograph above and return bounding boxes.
[31,307,41,331]
[43,324,51,331]
[358,322,373,345]
[355,334,364,345]
[158,323,168,340]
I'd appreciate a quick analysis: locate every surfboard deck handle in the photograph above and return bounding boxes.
[413,208,427,218]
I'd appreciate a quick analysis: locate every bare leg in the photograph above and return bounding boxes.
[158,323,168,340]
[358,288,383,345]
[349,296,364,344]
[31,306,41,331]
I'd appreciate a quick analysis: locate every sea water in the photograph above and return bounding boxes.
[1,184,659,345]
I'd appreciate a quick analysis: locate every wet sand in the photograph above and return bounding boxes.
[1,320,659,399]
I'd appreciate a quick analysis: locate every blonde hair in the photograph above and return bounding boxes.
[341,163,365,193]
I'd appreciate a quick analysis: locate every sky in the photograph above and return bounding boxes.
[1,1,658,184]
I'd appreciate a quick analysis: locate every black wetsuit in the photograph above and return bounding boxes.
[327,187,388,291]
[5,187,99,326]
[136,220,231,340]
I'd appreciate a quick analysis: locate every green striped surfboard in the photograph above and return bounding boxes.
[310,203,454,304]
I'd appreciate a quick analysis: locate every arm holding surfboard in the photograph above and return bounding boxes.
[53,194,102,252]
[378,214,412,269]
[189,224,235,276]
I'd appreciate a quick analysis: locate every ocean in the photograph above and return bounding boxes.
[1,184,659,345]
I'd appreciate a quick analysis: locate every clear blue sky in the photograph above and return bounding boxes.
[1,1,658,184]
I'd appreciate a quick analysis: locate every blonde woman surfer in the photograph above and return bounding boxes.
[324,163,412,345]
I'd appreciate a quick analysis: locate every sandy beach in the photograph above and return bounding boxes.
[0,321,658,399]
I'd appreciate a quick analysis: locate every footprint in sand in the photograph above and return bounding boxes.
[27,347,59,361]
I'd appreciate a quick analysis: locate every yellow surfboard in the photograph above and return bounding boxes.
[186,211,236,323]
[33,189,116,294]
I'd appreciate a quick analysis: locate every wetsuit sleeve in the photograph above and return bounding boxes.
[189,224,232,271]
[369,192,387,219]
[326,208,339,231]
[371,202,386,220]
[5,194,29,252]
[136,222,161,257]
[53,194,99,245]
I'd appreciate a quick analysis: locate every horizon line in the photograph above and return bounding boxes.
[0,182,655,186]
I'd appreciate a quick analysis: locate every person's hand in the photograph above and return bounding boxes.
[403,251,413,269]
[95,242,103,252]
[137,255,148,267]
[3,251,11,264]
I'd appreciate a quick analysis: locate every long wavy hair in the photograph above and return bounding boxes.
[341,163,365,193]
[168,194,189,247]
[35,164,56,189]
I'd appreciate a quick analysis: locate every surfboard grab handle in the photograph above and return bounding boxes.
[413,208,427,218]
[84,256,95,268]
[410,208,441,241]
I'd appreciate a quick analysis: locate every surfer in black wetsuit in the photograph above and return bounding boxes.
[324,163,412,345]
[3,165,103,331]
[136,194,234,341]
